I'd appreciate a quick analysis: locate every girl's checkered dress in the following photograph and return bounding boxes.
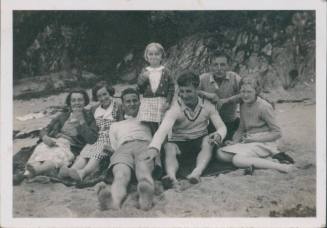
[79,101,120,160]
[137,96,167,123]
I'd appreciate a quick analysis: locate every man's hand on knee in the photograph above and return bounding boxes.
[208,132,222,146]
[138,148,159,161]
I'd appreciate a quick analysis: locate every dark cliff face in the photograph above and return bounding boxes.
[14,11,315,93]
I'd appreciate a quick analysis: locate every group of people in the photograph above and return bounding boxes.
[23,42,295,211]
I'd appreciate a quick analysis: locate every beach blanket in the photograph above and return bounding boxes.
[13,144,294,188]
[13,146,237,188]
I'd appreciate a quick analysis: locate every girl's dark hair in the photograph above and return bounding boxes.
[177,71,199,88]
[121,88,140,101]
[65,89,90,107]
[92,81,115,102]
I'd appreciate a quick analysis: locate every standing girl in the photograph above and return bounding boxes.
[216,76,295,173]
[59,81,123,181]
[137,42,175,134]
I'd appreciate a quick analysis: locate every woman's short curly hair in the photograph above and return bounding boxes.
[65,89,90,107]
[239,76,261,96]
[177,71,199,88]
[92,81,115,102]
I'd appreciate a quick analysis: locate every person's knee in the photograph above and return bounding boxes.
[164,142,179,158]
[216,149,234,162]
[135,162,154,183]
[216,149,224,160]
[232,155,247,167]
[113,164,131,183]
[201,135,212,151]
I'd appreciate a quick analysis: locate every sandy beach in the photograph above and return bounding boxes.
[12,88,316,218]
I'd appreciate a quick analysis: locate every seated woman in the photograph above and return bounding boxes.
[59,81,123,181]
[24,89,98,178]
[217,76,295,173]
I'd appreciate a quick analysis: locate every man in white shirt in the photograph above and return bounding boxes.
[97,88,159,211]
[141,71,227,189]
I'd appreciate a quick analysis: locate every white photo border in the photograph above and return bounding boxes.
[1,0,326,227]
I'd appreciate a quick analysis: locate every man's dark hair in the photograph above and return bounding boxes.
[65,89,90,107]
[92,81,115,102]
[120,87,140,101]
[177,71,199,88]
[210,51,231,64]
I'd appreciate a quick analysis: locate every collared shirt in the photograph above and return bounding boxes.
[149,96,227,150]
[94,102,115,120]
[199,71,241,123]
[147,66,164,93]
[109,117,152,151]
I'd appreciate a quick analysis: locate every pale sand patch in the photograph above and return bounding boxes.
[13,93,316,217]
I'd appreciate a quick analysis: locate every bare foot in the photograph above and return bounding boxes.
[68,168,83,181]
[97,183,118,210]
[187,171,201,184]
[58,166,70,179]
[161,175,178,190]
[138,180,154,211]
[279,164,297,173]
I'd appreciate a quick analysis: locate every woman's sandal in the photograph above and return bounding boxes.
[272,152,295,164]
[244,165,255,176]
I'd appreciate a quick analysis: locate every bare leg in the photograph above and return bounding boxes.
[77,158,101,180]
[67,157,93,181]
[97,164,131,210]
[70,157,88,170]
[187,136,213,183]
[110,164,131,209]
[164,142,179,183]
[216,149,234,163]
[135,159,155,211]
[232,154,295,173]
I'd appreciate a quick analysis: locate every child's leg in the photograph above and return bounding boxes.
[232,154,294,173]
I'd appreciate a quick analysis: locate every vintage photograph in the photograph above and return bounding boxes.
[1,0,326,227]
[11,9,317,216]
